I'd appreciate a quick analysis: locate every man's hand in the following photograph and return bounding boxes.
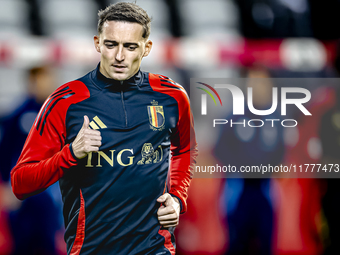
[71,115,102,159]
[157,193,180,228]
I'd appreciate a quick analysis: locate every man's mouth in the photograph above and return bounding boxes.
[113,64,126,68]
[112,64,127,72]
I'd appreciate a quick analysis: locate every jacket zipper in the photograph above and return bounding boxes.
[120,82,128,127]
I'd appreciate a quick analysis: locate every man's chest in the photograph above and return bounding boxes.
[63,89,178,181]
[65,90,178,152]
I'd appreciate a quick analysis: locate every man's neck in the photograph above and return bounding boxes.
[99,65,138,82]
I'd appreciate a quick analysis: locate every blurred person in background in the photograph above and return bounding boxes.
[0,65,63,255]
[0,66,56,181]
[214,65,285,255]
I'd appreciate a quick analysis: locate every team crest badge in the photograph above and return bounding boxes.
[148,100,165,131]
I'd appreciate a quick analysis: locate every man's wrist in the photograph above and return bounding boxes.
[69,143,78,161]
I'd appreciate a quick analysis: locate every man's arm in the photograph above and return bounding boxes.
[10,102,76,200]
[11,113,102,200]
[157,86,198,227]
[148,74,197,225]
[10,82,98,200]
[167,92,198,213]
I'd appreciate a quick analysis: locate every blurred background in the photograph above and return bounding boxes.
[0,0,340,254]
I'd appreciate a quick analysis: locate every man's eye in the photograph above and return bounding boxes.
[128,46,137,51]
[105,44,114,48]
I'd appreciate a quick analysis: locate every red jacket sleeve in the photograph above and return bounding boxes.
[168,88,198,213]
[149,73,198,213]
[11,81,89,200]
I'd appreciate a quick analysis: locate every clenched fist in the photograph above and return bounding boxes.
[71,115,102,159]
[157,193,180,228]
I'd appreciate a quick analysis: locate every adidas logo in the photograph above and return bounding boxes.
[89,116,107,130]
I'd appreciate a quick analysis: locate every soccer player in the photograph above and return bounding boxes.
[10,2,198,255]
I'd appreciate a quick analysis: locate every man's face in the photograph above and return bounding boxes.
[94,21,152,81]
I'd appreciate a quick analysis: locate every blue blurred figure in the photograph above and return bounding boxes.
[214,66,284,255]
[0,66,64,255]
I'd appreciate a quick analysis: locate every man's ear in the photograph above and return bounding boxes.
[94,35,101,53]
[143,40,153,57]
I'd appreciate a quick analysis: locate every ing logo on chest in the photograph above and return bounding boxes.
[86,149,135,167]
[84,143,163,168]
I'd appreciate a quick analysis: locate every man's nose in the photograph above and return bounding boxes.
[115,45,124,62]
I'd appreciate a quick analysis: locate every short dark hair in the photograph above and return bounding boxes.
[28,66,49,82]
[97,2,151,39]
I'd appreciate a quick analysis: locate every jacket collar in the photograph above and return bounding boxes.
[91,63,143,91]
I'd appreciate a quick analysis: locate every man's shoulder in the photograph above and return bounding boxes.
[148,72,189,103]
[51,79,90,103]
[39,79,91,119]
[33,79,91,135]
